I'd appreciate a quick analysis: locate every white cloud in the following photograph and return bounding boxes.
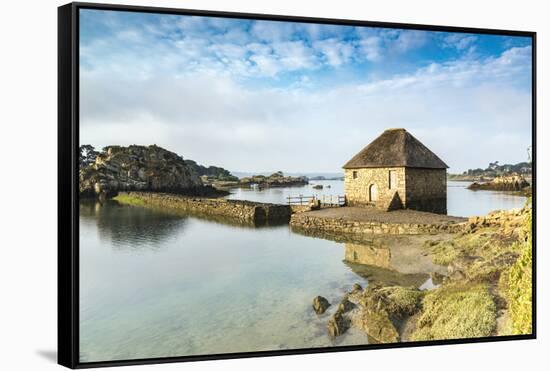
[80,14,439,81]
[313,38,354,66]
[81,46,532,173]
[354,29,429,62]
[250,21,296,42]
[392,30,428,53]
[272,41,318,70]
[443,34,478,50]
[358,36,382,61]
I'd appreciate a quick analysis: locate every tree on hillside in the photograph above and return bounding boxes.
[79,145,99,169]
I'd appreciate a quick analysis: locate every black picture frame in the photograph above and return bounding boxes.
[58,2,537,369]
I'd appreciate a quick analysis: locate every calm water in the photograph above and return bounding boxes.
[227,180,527,217]
[80,180,526,362]
[80,202,371,362]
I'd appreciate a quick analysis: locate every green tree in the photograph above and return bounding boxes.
[79,145,99,169]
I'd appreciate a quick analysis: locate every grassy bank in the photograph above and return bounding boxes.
[419,200,532,338]
[502,199,532,334]
[112,193,147,207]
[323,200,532,343]
[411,283,496,340]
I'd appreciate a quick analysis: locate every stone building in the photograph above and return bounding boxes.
[342,128,448,214]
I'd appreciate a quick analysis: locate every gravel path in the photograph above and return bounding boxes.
[302,207,466,224]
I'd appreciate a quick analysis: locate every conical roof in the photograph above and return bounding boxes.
[342,128,448,169]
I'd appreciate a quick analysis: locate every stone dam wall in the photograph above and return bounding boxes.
[119,192,292,225]
[290,213,465,235]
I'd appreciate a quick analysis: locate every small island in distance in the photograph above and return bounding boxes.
[448,159,532,196]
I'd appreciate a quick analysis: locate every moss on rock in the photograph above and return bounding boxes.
[355,308,399,343]
[365,286,425,318]
[411,283,497,341]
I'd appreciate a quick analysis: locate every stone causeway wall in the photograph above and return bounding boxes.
[120,192,292,224]
[290,213,465,235]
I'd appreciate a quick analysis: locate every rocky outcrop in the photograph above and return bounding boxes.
[79,145,203,199]
[184,160,238,182]
[238,172,308,188]
[327,294,355,338]
[468,175,530,192]
[201,171,308,190]
[327,311,350,338]
[321,284,423,343]
[353,307,399,343]
[312,296,331,314]
[465,207,529,236]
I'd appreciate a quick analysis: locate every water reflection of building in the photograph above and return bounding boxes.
[344,242,391,269]
[343,241,431,288]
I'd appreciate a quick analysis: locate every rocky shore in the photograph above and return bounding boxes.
[468,175,531,194]
[313,202,532,342]
[79,145,227,200]
[206,171,308,189]
[448,160,531,183]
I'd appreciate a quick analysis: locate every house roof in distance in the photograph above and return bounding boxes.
[342,128,449,169]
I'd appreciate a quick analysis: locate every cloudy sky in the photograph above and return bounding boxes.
[79,9,533,174]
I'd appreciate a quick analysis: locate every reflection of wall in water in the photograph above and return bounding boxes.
[344,241,391,269]
[79,201,187,250]
[343,241,431,288]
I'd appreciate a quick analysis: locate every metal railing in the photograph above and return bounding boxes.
[320,195,346,207]
[286,195,315,205]
[286,195,345,207]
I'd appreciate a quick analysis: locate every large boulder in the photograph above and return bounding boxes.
[324,285,423,342]
[312,296,331,314]
[352,307,399,343]
[327,311,350,338]
[79,145,203,199]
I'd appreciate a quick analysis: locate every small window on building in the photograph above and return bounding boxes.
[389,170,397,189]
[352,171,358,179]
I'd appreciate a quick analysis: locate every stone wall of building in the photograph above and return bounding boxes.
[118,192,292,225]
[405,168,447,214]
[344,167,406,210]
[344,167,447,214]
